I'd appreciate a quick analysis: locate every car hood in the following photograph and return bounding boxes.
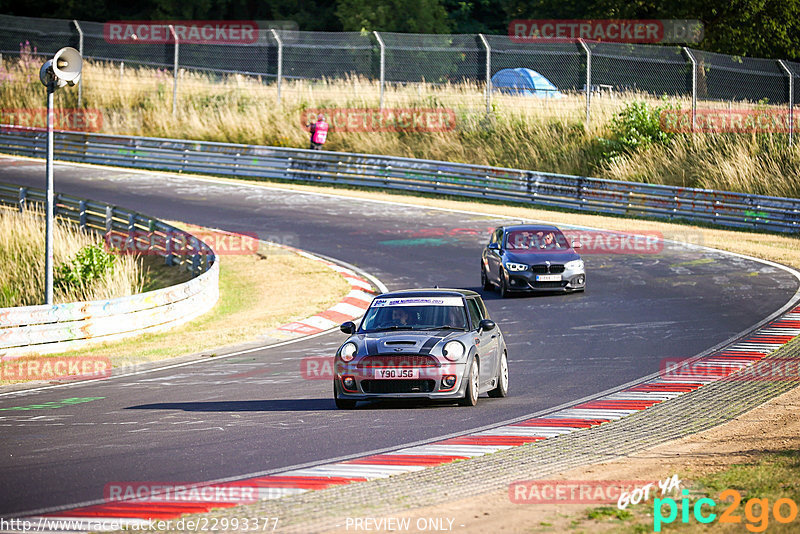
[355,330,461,354]
[504,249,580,264]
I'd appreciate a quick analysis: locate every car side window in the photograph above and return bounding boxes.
[475,297,489,319]
[489,228,502,246]
[466,298,483,329]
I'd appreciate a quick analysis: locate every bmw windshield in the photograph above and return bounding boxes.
[505,229,569,251]
[360,297,467,333]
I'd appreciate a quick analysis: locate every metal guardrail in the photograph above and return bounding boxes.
[0,181,219,358]
[1,126,799,233]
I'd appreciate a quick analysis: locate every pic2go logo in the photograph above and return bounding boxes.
[654,489,799,532]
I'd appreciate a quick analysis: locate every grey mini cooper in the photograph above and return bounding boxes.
[334,289,509,409]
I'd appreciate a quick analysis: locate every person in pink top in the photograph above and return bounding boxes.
[309,113,328,150]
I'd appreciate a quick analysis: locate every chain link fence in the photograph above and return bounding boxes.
[0,13,797,139]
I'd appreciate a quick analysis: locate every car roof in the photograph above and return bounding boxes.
[375,288,479,299]
[500,224,562,233]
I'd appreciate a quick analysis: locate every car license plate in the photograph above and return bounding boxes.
[536,274,561,282]
[374,368,419,379]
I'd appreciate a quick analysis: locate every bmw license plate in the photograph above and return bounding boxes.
[536,274,561,282]
[374,368,419,379]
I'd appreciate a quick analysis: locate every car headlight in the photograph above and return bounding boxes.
[505,262,528,272]
[442,340,465,361]
[339,342,357,362]
[565,259,584,271]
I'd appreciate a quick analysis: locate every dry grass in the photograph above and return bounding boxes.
[0,207,146,306]
[3,53,799,197]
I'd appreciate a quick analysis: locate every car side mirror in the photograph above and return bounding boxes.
[478,319,496,332]
[488,243,500,250]
[572,240,583,249]
[340,321,356,335]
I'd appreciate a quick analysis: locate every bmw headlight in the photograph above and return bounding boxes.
[505,262,528,272]
[442,340,465,361]
[565,259,584,271]
[339,342,357,362]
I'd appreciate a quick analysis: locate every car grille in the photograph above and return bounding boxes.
[358,355,439,368]
[362,379,436,393]
[533,281,568,289]
[530,264,565,274]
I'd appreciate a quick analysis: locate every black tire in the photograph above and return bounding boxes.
[498,270,509,298]
[334,383,357,409]
[481,263,493,290]
[459,358,479,407]
[488,351,509,398]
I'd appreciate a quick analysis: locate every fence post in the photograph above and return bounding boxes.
[478,34,491,115]
[169,25,179,116]
[578,39,591,128]
[682,47,697,132]
[373,31,385,110]
[270,29,282,105]
[72,20,83,108]
[778,60,794,146]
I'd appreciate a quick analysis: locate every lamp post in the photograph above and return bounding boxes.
[38,47,82,305]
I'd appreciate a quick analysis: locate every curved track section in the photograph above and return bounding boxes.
[0,157,798,518]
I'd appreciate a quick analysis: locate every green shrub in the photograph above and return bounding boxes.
[55,243,117,292]
[598,100,677,162]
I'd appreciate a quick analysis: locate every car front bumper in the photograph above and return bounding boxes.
[335,361,470,401]
[506,268,586,292]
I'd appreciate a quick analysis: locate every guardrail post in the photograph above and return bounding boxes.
[578,39,591,129]
[127,212,136,252]
[374,31,385,110]
[270,29,282,105]
[78,200,87,231]
[165,230,174,266]
[169,25,179,116]
[478,34,491,115]
[778,60,794,146]
[105,205,113,234]
[18,187,26,213]
[73,20,84,108]
[683,47,697,132]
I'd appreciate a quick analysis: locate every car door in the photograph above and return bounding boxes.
[467,297,497,388]
[485,228,504,284]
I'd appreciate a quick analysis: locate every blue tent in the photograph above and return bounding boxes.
[491,68,564,98]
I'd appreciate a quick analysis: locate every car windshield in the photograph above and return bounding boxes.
[505,229,569,251]
[360,297,468,333]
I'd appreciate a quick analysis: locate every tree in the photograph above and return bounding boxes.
[335,0,451,33]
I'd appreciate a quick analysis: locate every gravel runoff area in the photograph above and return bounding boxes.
[130,336,800,534]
